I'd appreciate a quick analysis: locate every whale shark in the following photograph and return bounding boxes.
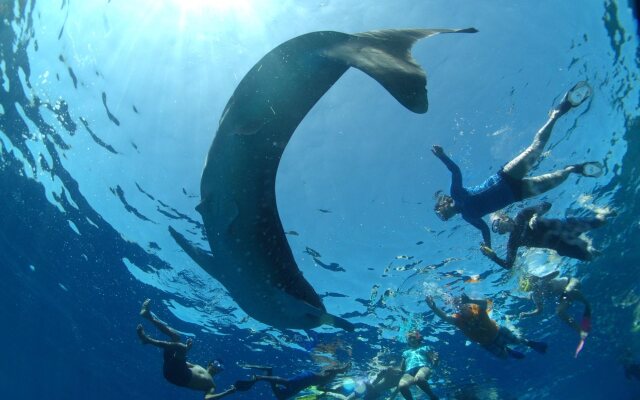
[170,28,477,331]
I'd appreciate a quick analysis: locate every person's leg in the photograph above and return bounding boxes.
[499,326,547,354]
[140,299,181,342]
[556,299,581,333]
[398,373,415,400]
[502,111,566,180]
[414,367,438,400]
[565,217,607,234]
[239,364,274,375]
[558,227,594,260]
[519,165,581,198]
[503,83,590,180]
[137,324,187,351]
[558,284,591,333]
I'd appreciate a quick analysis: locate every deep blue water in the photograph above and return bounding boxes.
[1,1,639,399]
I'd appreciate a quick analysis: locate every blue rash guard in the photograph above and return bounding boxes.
[402,345,432,375]
[437,152,522,246]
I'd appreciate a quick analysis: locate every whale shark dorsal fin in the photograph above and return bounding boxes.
[324,28,478,114]
[168,226,216,272]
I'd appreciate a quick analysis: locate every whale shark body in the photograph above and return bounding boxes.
[170,28,477,330]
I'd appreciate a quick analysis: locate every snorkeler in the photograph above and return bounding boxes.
[324,365,404,400]
[432,81,602,248]
[426,295,547,359]
[136,299,236,400]
[397,330,439,400]
[234,363,351,400]
[481,202,607,269]
[517,272,591,342]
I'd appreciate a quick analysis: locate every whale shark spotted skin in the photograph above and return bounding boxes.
[170,28,477,331]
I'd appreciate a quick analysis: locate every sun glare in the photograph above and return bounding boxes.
[164,0,264,33]
[170,0,253,15]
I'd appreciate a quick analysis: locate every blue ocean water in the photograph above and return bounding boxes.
[1,1,639,399]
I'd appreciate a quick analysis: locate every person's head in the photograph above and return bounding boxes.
[458,303,483,319]
[207,359,224,375]
[491,212,515,235]
[434,191,457,221]
[406,330,422,348]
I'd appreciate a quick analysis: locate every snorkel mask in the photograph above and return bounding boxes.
[519,276,533,292]
[434,192,455,221]
[210,359,224,372]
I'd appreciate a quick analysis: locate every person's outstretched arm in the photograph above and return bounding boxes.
[432,145,463,192]
[468,217,492,247]
[205,386,237,400]
[519,291,544,318]
[529,202,552,217]
[481,238,516,270]
[426,296,456,325]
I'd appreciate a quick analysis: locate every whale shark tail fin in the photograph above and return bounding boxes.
[169,226,216,272]
[326,28,478,114]
[318,312,355,332]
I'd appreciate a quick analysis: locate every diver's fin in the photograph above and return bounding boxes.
[168,226,215,271]
[325,28,478,113]
[506,347,525,359]
[233,379,259,391]
[527,340,548,354]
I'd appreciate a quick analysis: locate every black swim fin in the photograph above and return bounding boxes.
[527,340,548,354]
[506,347,525,359]
[234,379,258,392]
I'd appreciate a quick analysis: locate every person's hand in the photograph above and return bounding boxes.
[425,296,436,309]
[429,351,440,366]
[431,145,444,157]
[480,244,495,258]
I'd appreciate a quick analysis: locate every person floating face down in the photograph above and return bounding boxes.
[518,271,592,338]
[323,364,405,400]
[396,330,439,400]
[136,299,236,400]
[233,362,351,400]
[481,202,608,270]
[432,81,602,249]
[426,295,547,359]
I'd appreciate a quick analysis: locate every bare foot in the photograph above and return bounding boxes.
[140,298,151,318]
[136,324,150,344]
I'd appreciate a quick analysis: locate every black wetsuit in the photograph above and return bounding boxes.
[491,202,605,270]
[163,348,192,387]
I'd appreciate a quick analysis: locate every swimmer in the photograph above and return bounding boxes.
[136,299,236,399]
[482,202,607,270]
[432,81,601,248]
[397,330,439,400]
[234,363,351,400]
[324,366,404,400]
[426,295,547,359]
[518,272,591,338]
